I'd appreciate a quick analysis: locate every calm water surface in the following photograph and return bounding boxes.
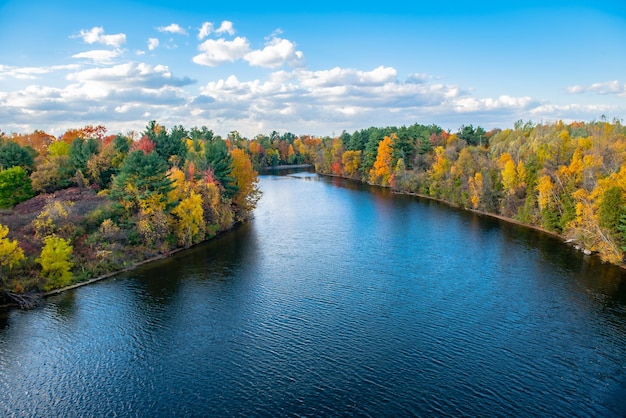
[1,172,626,417]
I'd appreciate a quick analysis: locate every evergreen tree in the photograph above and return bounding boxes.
[111,150,174,213]
[205,139,238,198]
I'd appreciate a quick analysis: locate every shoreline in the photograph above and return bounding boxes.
[319,172,625,268]
[1,223,243,311]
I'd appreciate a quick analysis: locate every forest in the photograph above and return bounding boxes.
[240,119,626,265]
[0,122,260,306]
[2,118,626,306]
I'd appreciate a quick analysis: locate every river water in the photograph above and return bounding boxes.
[1,171,625,417]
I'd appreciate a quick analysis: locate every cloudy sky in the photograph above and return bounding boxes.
[0,0,625,138]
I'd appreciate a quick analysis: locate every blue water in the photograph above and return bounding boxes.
[1,172,625,417]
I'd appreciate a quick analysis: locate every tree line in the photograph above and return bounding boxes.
[0,122,260,300]
[234,119,626,264]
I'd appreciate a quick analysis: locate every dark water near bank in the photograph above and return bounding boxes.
[1,172,626,417]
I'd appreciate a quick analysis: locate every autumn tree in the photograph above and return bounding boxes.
[37,235,73,291]
[342,150,362,179]
[230,148,260,220]
[369,135,394,186]
[0,224,25,285]
[172,191,204,247]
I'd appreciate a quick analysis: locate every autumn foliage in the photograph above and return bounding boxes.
[0,121,262,297]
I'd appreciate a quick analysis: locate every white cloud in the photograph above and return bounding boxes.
[451,95,534,113]
[72,49,123,63]
[66,62,195,89]
[198,22,213,40]
[566,80,626,96]
[192,37,250,66]
[157,23,188,35]
[148,38,159,51]
[295,66,396,88]
[198,21,235,40]
[216,21,235,35]
[76,27,126,47]
[0,64,80,80]
[244,37,304,68]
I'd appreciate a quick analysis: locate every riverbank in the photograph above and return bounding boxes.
[319,172,615,265]
[0,222,244,310]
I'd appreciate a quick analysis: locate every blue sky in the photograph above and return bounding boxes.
[0,0,625,138]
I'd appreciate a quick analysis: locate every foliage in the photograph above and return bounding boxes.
[0,140,35,171]
[0,224,25,274]
[111,150,173,214]
[0,166,35,208]
[37,235,73,291]
[205,139,238,198]
[230,148,261,219]
[172,191,204,247]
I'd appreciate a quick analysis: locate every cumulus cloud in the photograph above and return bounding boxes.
[148,38,159,51]
[0,64,80,80]
[198,22,213,40]
[72,49,123,63]
[216,21,235,35]
[75,27,126,47]
[566,80,626,96]
[198,21,235,40]
[451,95,535,113]
[66,62,195,89]
[244,37,304,68]
[157,23,188,35]
[0,62,196,134]
[192,37,250,66]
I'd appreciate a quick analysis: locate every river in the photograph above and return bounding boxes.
[1,171,625,417]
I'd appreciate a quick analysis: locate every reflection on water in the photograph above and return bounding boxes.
[1,171,625,417]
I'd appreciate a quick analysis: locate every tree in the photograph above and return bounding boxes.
[69,137,99,174]
[30,155,73,193]
[0,140,35,171]
[342,150,362,179]
[150,123,188,165]
[37,235,73,291]
[458,124,487,146]
[369,135,394,186]
[0,224,25,280]
[111,150,174,214]
[230,148,260,219]
[172,191,204,247]
[205,139,238,198]
[0,166,34,208]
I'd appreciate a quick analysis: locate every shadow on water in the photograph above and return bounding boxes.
[117,221,259,309]
[320,173,626,310]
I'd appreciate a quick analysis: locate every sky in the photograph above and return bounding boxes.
[0,0,625,139]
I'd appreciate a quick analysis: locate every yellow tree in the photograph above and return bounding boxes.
[369,135,394,186]
[0,224,25,280]
[429,146,451,198]
[468,172,484,209]
[230,148,260,220]
[37,235,73,291]
[167,166,187,203]
[342,150,362,179]
[172,191,204,247]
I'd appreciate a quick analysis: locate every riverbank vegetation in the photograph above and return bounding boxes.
[2,118,626,305]
[0,122,260,306]
[237,120,626,265]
